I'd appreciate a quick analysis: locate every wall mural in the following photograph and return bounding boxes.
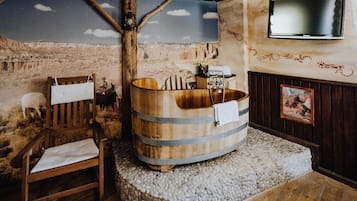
[0,0,219,183]
[0,0,218,44]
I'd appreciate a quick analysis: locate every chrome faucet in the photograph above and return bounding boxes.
[207,70,225,105]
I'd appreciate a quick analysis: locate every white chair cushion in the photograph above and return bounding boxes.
[31,138,99,173]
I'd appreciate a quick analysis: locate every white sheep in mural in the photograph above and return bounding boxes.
[21,92,46,119]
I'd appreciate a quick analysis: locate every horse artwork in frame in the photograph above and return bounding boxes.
[280,84,314,126]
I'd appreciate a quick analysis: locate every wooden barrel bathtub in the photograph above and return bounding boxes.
[131,78,249,171]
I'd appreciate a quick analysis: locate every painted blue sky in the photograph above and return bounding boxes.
[0,0,218,44]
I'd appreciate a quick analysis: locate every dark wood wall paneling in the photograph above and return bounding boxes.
[248,71,357,188]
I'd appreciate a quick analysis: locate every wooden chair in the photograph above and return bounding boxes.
[21,74,107,201]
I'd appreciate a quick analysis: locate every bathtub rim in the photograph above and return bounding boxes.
[131,77,249,110]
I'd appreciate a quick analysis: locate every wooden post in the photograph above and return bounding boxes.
[121,0,137,138]
[88,0,172,139]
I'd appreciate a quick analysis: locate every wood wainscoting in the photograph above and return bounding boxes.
[248,71,357,188]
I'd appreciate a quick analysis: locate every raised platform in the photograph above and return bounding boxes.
[113,127,312,201]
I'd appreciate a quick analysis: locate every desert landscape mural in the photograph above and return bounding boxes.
[0,36,221,181]
[0,0,221,183]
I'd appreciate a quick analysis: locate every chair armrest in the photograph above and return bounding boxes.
[91,121,108,144]
[10,129,49,168]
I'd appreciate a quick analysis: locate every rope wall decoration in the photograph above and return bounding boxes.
[317,61,354,77]
[282,53,312,63]
[249,48,313,63]
[227,29,243,41]
[248,48,354,77]
[257,53,280,61]
[248,48,258,56]
[254,52,312,63]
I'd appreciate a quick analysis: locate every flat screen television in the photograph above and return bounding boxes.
[268,0,345,39]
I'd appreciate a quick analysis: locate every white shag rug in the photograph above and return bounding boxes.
[113,127,312,201]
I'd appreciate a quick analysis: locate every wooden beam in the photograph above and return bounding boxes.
[137,0,172,32]
[87,0,124,34]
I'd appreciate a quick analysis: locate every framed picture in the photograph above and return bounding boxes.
[280,84,314,125]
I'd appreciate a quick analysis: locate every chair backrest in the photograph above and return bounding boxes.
[162,74,190,90]
[45,74,96,131]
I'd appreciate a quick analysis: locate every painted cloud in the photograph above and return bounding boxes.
[182,36,191,40]
[147,20,159,24]
[34,4,53,12]
[166,9,191,16]
[84,29,120,38]
[138,33,151,39]
[100,3,115,9]
[203,12,218,20]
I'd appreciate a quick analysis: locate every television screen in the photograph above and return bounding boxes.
[268,0,345,39]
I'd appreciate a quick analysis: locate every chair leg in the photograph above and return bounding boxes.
[22,154,30,201]
[22,180,29,201]
[99,142,105,201]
